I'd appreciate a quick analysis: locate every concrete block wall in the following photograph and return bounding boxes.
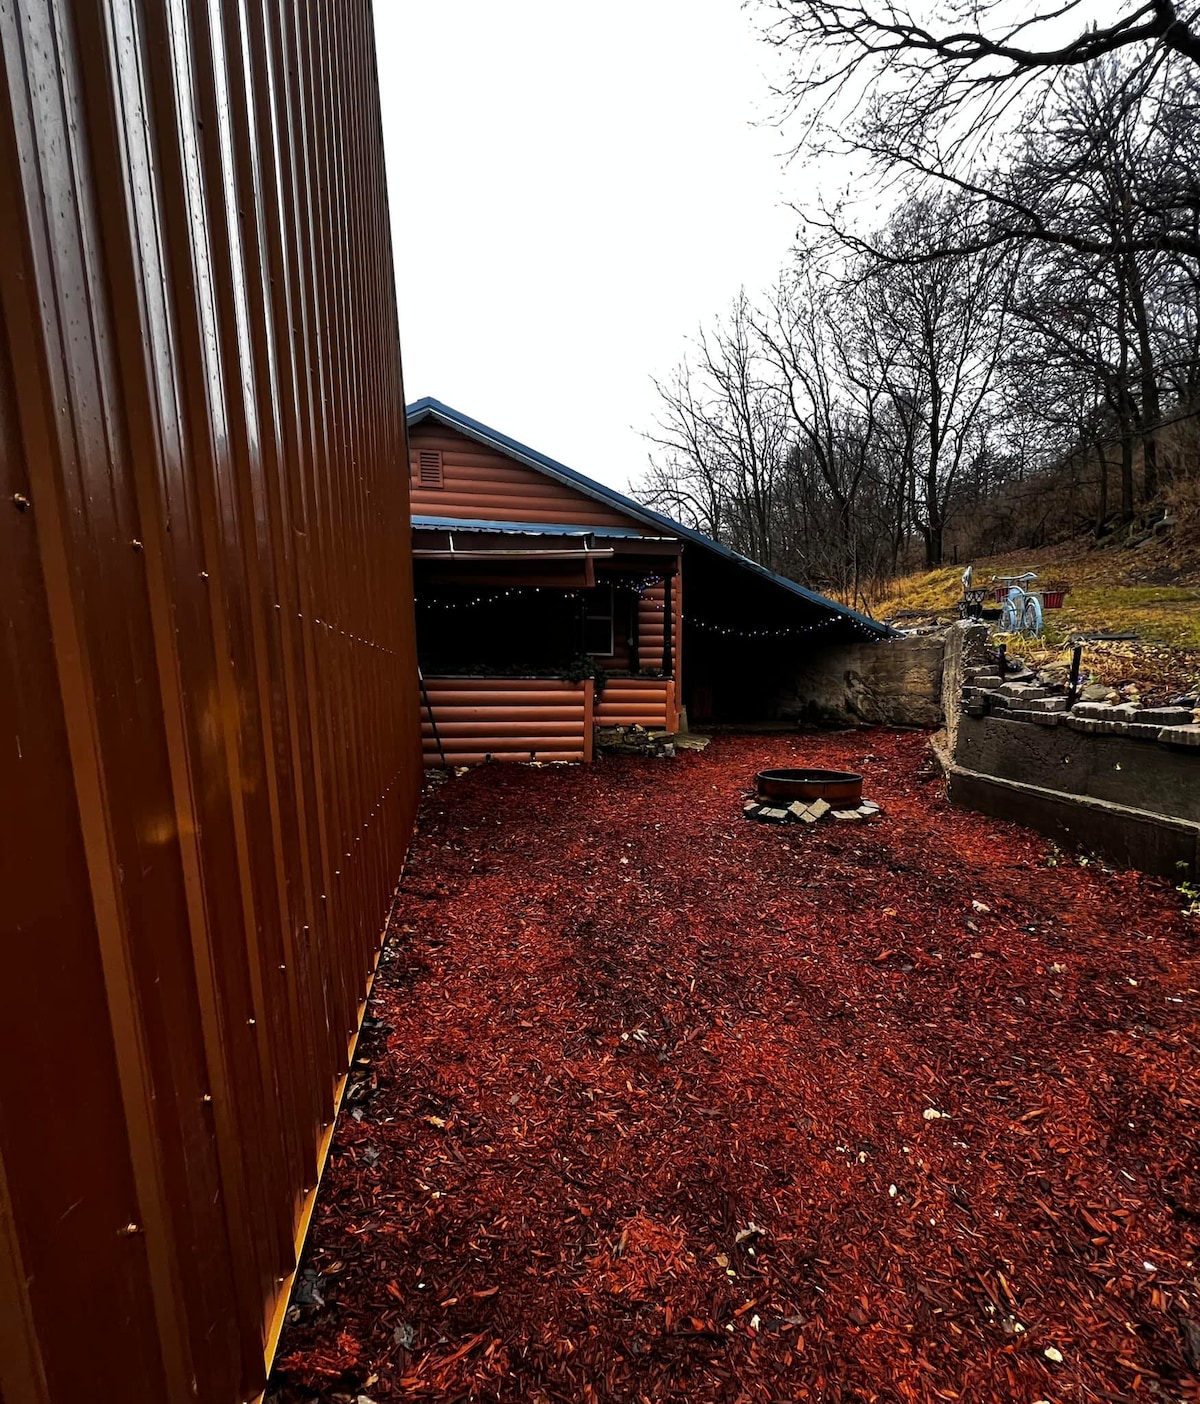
[776,632,946,728]
[938,622,1200,878]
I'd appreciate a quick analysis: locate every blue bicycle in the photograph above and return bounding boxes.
[992,573,1044,636]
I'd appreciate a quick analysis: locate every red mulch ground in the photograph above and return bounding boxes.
[269,730,1200,1404]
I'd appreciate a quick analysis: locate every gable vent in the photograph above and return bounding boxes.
[416,448,444,487]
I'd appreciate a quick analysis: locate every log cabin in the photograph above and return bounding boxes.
[408,398,889,765]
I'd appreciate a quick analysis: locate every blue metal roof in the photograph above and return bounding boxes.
[412,515,655,539]
[406,397,892,638]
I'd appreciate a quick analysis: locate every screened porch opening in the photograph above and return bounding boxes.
[415,583,584,676]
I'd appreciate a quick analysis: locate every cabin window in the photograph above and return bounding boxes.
[415,448,443,488]
[584,583,614,656]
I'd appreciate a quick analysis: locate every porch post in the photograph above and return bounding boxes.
[662,574,672,678]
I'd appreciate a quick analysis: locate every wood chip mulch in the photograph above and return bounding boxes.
[270,730,1200,1403]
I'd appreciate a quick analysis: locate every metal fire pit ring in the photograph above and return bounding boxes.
[756,768,864,805]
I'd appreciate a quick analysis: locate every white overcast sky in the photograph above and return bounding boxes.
[374,2,799,494]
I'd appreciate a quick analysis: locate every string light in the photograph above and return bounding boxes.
[689,615,884,641]
[416,577,670,613]
[613,573,665,598]
[416,586,583,612]
[414,583,884,640]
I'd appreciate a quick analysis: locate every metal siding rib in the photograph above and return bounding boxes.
[0,1,421,1399]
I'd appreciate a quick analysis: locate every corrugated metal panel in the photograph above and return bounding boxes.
[421,678,592,766]
[0,3,420,1402]
[409,423,644,529]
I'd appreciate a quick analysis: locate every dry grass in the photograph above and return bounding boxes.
[868,534,1200,699]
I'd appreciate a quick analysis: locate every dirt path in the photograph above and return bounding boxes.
[271,732,1199,1403]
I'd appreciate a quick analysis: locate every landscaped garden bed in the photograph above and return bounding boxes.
[270,731,1199,1403]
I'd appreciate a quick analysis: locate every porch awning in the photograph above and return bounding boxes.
[412,525,614,586]
[412,519,681,587]
[411,515,671,540]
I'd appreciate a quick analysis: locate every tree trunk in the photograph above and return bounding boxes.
[1124,254,1161,503]
[1142,431,1159,503]
[924,511,944,567]
[1094,439,1109,537]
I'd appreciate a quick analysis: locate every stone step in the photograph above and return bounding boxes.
[1160,724,1200,747]
[998,682,1051,700]
[1136,707,1194,726]
[1071,702,1115,719]
[1126,722,1170,740]
[1068,715,1175,739]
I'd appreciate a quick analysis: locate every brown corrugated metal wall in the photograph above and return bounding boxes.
[0,3,420,1402]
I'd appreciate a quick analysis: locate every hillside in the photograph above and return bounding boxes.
[870,531,1200,702]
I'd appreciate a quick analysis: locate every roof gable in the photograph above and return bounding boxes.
[406,398,891,638]
[408,419,649,532]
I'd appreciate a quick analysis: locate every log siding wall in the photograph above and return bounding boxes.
[409,421,682,742]
[636,581,668,672]
[410,424,636,528]
[595,677,678,733]
[421,678,594,766]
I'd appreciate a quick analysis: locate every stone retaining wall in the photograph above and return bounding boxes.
[938,620,1200,878]
[778,632,946,728]
[955,716,1200,821]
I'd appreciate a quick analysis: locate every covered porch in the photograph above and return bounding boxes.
[413,519,682,766]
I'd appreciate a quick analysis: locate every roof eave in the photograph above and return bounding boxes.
[406,398,895,639]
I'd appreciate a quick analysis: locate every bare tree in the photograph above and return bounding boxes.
[766,0,1200,109]
[757,255,896,597]
[642,293,791,567]
[996,55,1200,524]
[639,27,1200,599]
[766,1,1200,265]
[640,364,727,541]
[860,194,1017,565]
